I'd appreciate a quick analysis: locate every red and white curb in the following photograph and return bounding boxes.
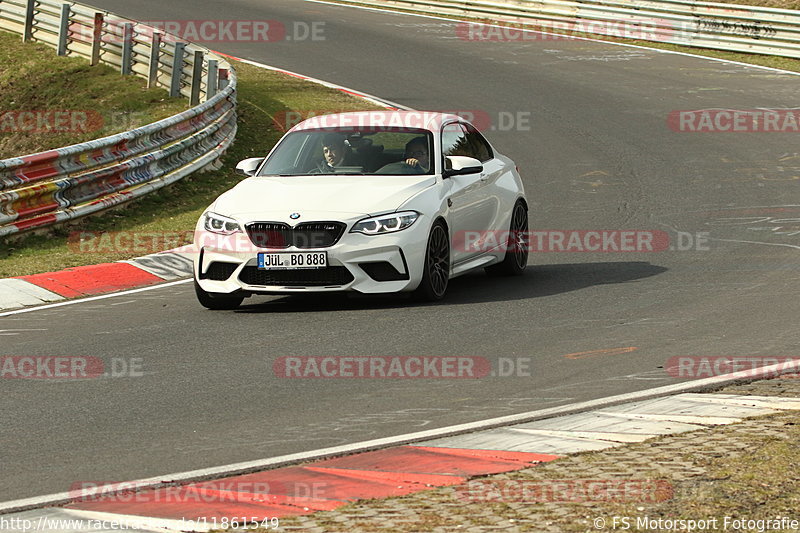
[2,361,799,533]
[1,392,798,532]
[0,251,193,312]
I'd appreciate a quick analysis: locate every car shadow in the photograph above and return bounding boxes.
[234,261,667,313]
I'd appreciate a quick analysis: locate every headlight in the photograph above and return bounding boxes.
[350,211,419,235]
[203,212,241,235]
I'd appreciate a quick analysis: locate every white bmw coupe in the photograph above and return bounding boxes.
[192,111,528,309]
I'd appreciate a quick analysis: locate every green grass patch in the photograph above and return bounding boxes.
[0,61,380,277]
[0,30,187,159]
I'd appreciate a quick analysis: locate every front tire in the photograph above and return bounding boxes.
[485,200,528,276]
[194,278,244,310]
[414,221,450,301]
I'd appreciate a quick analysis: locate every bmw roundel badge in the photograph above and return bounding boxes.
[289,212,301,220]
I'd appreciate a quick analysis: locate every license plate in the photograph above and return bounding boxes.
[257,251,327,270]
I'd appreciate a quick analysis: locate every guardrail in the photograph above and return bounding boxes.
[344,0,800,58]
[0,0,237,237]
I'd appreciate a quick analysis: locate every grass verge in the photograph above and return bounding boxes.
[0,61,380,277]
[0,30,187,159]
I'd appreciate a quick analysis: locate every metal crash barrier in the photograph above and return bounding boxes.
[344,0,800,58]
[0,0,237,237]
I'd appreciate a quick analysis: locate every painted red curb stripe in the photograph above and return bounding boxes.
[66,446,559,521]
[314,445,558,475]
[17,263,163,298]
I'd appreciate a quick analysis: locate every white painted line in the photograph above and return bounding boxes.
[2,361,799,515]
[713,238,800,251]
[506,428,653,443]
[424,430,621,453]
[508,427,656,444]
[305,0,800,77]
[678,393,800,410]
[597,411,742,426]
[0,279,192,318]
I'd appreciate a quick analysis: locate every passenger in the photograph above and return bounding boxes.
[314,133,359,172]
[375,136,431,174]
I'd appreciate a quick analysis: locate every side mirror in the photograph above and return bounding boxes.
[443,156,483,178]
[235,157,264,176]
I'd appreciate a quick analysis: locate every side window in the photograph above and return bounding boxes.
[465,124,493,162]
[441,123,473,160]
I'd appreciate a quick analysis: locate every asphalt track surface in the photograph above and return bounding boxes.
[2,0,800,502]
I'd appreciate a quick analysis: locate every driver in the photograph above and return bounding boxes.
[402,137,430,172]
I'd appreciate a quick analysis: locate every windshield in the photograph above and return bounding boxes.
[258,127,434,176]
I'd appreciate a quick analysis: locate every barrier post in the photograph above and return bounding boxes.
[190,50,204,106]
[205,59,218,101]
[147,32,162,88]
[23,0,35,42]
[121,22,133,75]
[57,3,71,56]
[90,12,103,66]
[170,42,186,97]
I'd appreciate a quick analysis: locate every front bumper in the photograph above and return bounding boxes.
[192,221,429,295]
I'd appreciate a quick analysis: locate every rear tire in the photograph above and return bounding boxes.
[485,200,528,276]
[414,221,450,302]
[194,278,244,310]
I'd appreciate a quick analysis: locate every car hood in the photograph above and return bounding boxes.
[213,175,437,220]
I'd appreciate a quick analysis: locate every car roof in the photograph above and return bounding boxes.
[287,111,466,133]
